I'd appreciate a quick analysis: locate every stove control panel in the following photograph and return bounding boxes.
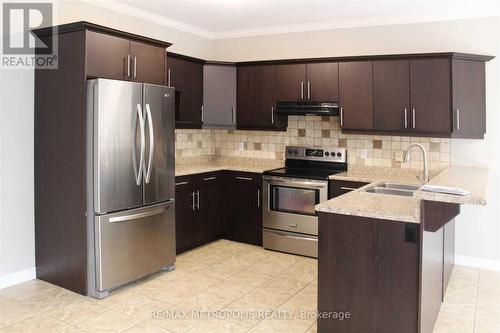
[285,146,347,163]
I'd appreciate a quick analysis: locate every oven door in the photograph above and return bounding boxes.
[263,176,328,236]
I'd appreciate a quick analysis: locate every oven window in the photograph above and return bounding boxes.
[270,185,319,216]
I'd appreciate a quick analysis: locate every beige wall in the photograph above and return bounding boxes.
[212,17,500,267]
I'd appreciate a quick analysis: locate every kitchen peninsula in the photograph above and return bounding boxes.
[316,165,488,333]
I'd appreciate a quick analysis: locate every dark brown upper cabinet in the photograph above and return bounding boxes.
[373,59,410,131]
[86,31,130,81]
[276,62,338,102]
[276,64,307,101]
[86,30,166,85]
[129,41,166,85]
[409,58,451,135]
[451,59,486,139]
[167,54,203,129]
[306,62,339,101]
[353,54,489,138]
[339,61,374,130]
[237,65,286,131]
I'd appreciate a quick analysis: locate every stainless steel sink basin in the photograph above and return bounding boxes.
[363,182,421,197]
[376,182,421,191]
[364,187,416,197]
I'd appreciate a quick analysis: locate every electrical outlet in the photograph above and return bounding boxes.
[360,149,368,159]
[238,142,244,151]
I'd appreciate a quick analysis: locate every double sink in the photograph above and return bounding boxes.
[364,182,421,197]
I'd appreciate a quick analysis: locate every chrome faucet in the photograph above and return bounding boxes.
[403,143,430,182]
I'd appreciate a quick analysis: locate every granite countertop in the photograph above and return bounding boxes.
[329,167,427,185]
[175,156,284,176]
[316,165,489,223]
[414,166,488,205]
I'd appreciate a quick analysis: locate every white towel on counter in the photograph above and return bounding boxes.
[420,184,470,196]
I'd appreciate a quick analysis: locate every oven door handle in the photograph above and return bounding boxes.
[264,178,327,189]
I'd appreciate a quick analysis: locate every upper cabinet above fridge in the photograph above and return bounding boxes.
[203,64,237,129]
[85,29,167,85]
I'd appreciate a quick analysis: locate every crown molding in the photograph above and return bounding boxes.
[81,0,500,40]
[81,0,215,38]
[212,13,500,39]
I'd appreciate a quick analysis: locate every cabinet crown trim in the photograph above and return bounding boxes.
[33,21,172,48]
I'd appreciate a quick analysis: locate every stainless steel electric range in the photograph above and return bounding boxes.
[262,146,347,258]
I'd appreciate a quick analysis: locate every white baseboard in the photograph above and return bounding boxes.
[455,255,500,272]
[0,267,36,289]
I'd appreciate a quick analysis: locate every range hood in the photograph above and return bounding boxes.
[276,101,339,116]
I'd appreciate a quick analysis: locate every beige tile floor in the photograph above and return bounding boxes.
[0,239,499,333]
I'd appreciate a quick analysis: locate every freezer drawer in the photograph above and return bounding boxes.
[95,201,175,291]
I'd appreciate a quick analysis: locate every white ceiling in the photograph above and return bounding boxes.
[86,0,500,39]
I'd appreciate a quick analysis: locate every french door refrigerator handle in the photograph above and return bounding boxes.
[144,104,154,183]
[109,204,170,223]
[133,104,145,186]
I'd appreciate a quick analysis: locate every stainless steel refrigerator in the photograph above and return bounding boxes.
[86,79,175,299]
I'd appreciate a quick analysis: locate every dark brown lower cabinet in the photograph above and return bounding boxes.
[224,172,263,246]
[318,213,419,333]
[175,171,262,253]
[196,175,224,244]
[329,180,370,198]
[318,200,459,333]
[174,178,196,254]
[174,172,223,254]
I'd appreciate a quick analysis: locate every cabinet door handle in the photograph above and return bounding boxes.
[456,109,460,130]
[195,190,200,210]
[201,105,204,123]
[340,186,357,191]
[271,106,275,124]
[126,55,131,77]
[190,191,195,211]
[133,56,137,78]
[404,108,408,129]
[175,181,189,186]
[307,81,311,100]
[340,107,344,128]
[412,108,416,129]
[167,69,171,86]
[301,81,304,100]
[203,177,216,181]
[236,176,253,181]
[257,189,260,207]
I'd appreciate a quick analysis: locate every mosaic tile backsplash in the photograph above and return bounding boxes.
[175,116,451,171]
